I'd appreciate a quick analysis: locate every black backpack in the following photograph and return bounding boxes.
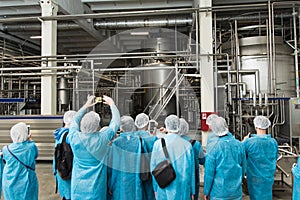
[54,132,73,180]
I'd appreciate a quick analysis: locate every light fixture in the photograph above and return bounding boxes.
[130,31,149,36]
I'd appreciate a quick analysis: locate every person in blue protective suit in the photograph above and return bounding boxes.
[150,115,195,200]
[109,115,144,200]
[0,152,4,198]
[292,157,300,200]
[179,118,205,200]
[53,110,76,200]
[134,113,158,200]
[243,115,278,200]
[67,95,120,200]
[204,117,246,200]
[2,122,39,200]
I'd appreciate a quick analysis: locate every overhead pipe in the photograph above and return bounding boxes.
[216,13,295,22]
[0,66,81,71]
[0,4,270,23]
[1,22,80,32]
[0,72,70,77]
[94,17,192,29]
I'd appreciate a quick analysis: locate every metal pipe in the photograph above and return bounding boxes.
[2,22,80,32]
[196,10,199,73]
[0,4,272,23]
[96,66,199,72]
[271,2,277,95]
[268,1,273,94]
[175,62,179,116]
[293,6,299,97]
[94,17,192,29]
[0,72,70,76]
[0,66,81,71]
[216,13,295,22]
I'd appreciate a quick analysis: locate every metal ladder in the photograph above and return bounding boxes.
[149,74,185,120]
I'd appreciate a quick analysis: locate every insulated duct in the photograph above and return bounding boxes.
[94,17,192,29]
[1,22,80,32]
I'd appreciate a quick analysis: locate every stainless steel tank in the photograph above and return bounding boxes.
[137,37,184,118]
[141,62,177,118]
[58,77,69,106]
[236,36,295,97]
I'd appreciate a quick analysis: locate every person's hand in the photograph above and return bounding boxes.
[103,95,115,106]
[190,194,194,200]
[242,133,251,142]
[84,95,97,108]
[159,127,167,133]
[204,195,210,200]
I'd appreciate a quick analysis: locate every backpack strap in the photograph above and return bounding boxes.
[161,138,170,160]
[190,139,196,146]
[62,131,69,143]
[6,146,35,171]
[139,137,144,153]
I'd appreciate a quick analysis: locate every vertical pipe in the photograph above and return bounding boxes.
[214,13,218,109]
[293,5,299,97]
[268,1,273,94]
[196,10,199,73]
[271,2,277,95]
[0,39,5,98]
[175,62,179,116]
[235,20,240,99]
[91,60,95,111]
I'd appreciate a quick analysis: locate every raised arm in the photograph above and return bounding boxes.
[70,95,96,133]
[103,95,121,133]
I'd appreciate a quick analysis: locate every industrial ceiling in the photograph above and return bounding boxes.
[0,0,281,56]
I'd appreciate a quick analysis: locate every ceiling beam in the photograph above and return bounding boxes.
[0,7,40,16]
[0,0,39,7]
[58,0,120,52]
[57,0,106,42]
[89,1,192,11]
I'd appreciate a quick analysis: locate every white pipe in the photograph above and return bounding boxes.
[293,6,299,97]
[0,72,69,76]
[0,66,81,71]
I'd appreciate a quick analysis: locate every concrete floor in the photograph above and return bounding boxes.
[27,162,293,200]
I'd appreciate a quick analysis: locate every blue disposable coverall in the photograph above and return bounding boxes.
[292,157,300,200]
[67,105,120,200]
[181,135,205,200]
[204,133,246,200]
[0,156,3,198]
[109,132,143,200]
[135,130,158,200]
[2,141,38,200]
[53,127,71,200]
[244,134,278,200]
[150,133,195,200]
[206,131,233,154]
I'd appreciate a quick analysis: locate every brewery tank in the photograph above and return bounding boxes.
[233,36,295,97]
[137,37,186,119]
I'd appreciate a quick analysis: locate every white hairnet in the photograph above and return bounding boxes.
[63,110,77,124]
[121,116,136,132]
[211,117,228,136]
[135,113,149,129]
[80,111,100,133]
[165,115,179,133]
[10,122,29,143]
[206,114,218,126]
[253,115,271,130]
[179,118,189,136]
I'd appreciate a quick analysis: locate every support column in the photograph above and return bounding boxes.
[40,0,58,115]
[198,0,214,146]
